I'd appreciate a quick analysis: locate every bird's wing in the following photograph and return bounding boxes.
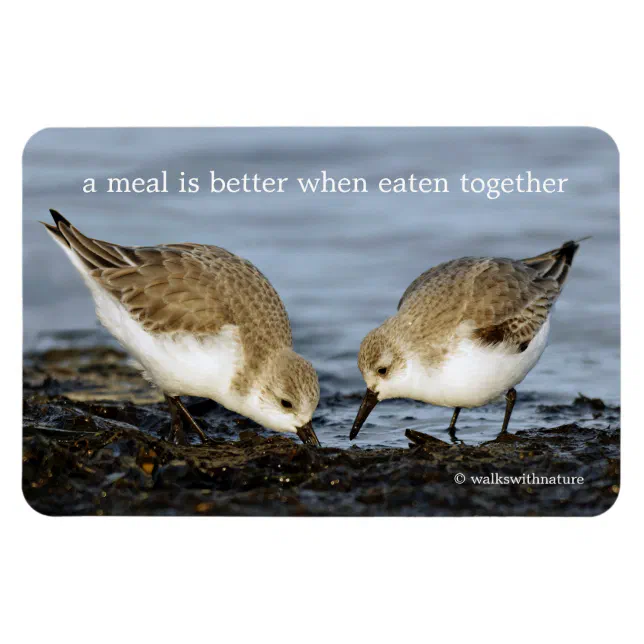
[398,240,583,353]
[468,240,584,351]
[397,258,482,311]
[44,210,293,349]
[465,258,560,351]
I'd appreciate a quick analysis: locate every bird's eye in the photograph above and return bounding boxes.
[281,399,293,409]
[377,367,388,375]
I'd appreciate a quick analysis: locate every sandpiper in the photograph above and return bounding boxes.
[350,239,587,443]
[43,210,321,447]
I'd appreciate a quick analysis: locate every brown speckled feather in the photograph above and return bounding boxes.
[44,210,321,439]
[48,212,293,375]
[395,240,582,354]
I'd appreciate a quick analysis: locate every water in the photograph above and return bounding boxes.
[23,127,620,448]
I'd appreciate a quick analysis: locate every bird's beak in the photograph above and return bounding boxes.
[296,421,321,447]
[350,388,379,440]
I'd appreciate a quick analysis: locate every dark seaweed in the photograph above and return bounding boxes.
[23,346,620,516]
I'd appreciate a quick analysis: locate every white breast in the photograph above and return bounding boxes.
[51,234,247,412]
[86,272,245,407]
[390,318,550,408]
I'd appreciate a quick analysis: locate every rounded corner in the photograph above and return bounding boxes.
[582,126,620,157]
[21,486,57,518]
[22,127,56,163]
[589,485,621,518]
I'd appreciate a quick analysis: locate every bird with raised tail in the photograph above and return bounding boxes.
[43,210,321,447]
[350,239,587,444]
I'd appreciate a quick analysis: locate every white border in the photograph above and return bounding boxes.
[4,2,639,642]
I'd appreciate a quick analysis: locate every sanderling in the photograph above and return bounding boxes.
[350,239,588,443]
[43,210,321,447]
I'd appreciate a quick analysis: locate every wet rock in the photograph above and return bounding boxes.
[573,393,607,411]
[23,346,620,516]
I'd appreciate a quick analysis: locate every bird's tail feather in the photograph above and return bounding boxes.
[41,209,136,271]
[521,236,590,288]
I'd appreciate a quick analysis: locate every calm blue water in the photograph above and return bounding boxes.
[22,128,620,448]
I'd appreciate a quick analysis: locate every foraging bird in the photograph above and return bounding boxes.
[43,210,321,447]
[350,239,587,442]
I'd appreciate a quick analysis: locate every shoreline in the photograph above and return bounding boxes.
[23,345,620,517]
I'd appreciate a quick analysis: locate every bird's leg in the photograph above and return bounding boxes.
[165,395,188,446]
[500,388,517,433]
[448,407,461,430]
[172,397,209,444]
[448,406,461,438]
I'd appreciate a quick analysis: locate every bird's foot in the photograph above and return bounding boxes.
[406,428,461,448]
[493,429,519,443]
[406,429,439,446]
[164,394,210,445]
[168,419,189,446]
